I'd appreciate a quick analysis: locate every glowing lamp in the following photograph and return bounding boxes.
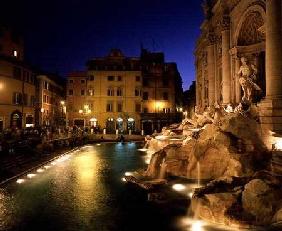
[124,172,133,176]
[16,179,25,184]
[27,173,36,178]
[172,184,186,191]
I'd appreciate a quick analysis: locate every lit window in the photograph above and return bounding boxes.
[107,88,114,96]
[106,102,113,112]
[13,50,18,57]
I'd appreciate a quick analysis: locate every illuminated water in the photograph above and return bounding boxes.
[0,143,281,231]
[0,143,181,231]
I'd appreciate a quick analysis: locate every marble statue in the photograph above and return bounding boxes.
[237,57,262,102]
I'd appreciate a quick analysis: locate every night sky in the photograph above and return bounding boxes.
[2,0,203,90]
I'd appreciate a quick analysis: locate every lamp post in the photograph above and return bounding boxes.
[79,105,91,128]
[40,108,44,126]
[60,100,65,127]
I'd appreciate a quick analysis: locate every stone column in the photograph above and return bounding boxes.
[266,0,282,98]
[207,41,216,106]
[259,0,282,148]
[235,56,241,103]
[221,16,231,105]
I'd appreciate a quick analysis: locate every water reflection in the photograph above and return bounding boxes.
[1,143,279,231]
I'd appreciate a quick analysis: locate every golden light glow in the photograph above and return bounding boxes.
[27,173,36,178]
[172,184,186,191]
[0,82,3,90]
[79,109,83,114]
[37,168,44,173]
[16,179,25,184]
[124,172,133,176]
[274,138,282,150]
[121,177,126,182]
[191,220,204,231]
[44,165,51,169]
[60,100,65,105]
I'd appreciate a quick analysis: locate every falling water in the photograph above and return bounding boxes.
[159,159,167,179]
[197,161,200,187]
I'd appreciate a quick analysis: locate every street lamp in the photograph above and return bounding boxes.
[40,108,44,126]
[60,101,65,126]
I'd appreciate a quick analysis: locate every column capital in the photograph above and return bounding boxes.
[221,15,230,31]
[206,31,216,46]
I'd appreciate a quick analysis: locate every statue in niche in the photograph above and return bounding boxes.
[237,57,262,102]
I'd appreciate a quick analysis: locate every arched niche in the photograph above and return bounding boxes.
[234,4,266,47]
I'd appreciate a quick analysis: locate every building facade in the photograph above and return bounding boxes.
[36,74,66,127]
[183,81,196,118]
[140,49,183,134]
[195,0,282,140]
[0,26,36,131]
[66,49,183,134]
[0,26,66,131]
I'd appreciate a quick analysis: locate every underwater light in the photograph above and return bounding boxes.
[27,173,36,178]
[172,184,186,191]
[16,179,25,184]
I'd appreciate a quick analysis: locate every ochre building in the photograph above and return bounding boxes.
[0,26,36,130]
[66,49,183,134]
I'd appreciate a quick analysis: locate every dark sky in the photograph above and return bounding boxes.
[2,0,203,90]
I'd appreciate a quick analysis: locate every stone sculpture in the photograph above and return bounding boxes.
[237,57,262,102]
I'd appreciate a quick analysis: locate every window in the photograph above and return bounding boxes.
[136,76,140,81]
[44,81,49,90]
[143,107,148,113]
[117,87,123,96]
[117,76,122,81]
[106,102,113,112]
[163,108,171,113]
[107,88,114,96]
[88,89,94,96]
[143,92,148,100]
[135,103,141,112]
[68,89,73,95]
[163,92,169,100]
[13,67,21,80]
[107,76,114,81]
[117,102,123,112]
[81,89,85,96]
[135,89,141,96]
[12,92,22,104]
[89,75,94,81]
[81,79,86,84]
[69,79,73,84]
[13,50,18,57]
